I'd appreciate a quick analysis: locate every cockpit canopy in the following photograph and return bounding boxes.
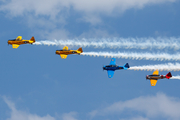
[57,49,70,51]
[9,39,16,41]
[16,38,22,41]
[106,65,118,67]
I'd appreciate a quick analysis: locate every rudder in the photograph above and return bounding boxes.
[77,47,83,53]
[123,63,130,70]
[166,72,172,79]
[30,36,35,42]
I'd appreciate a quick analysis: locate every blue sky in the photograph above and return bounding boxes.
[0,0,180,120]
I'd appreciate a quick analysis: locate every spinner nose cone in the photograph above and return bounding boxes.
[7,41,11,44]
[56,51,60,55]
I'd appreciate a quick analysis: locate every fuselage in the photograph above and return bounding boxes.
[56,50,81,55]
[8,39,34,45]
[146,75,166,80]
[103,65,123,71]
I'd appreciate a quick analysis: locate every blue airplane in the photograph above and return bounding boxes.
[103,58,130,78]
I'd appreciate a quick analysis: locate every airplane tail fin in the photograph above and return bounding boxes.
[30,36,35,42]
[123,63,130,70]
[77,47,83,53]
[165,72,172,79]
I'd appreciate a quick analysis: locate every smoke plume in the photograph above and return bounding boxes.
[34,37,180,50]
[81,52,180,61]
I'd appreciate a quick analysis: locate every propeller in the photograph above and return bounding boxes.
[146,75,149,80]
[102,65,106,71]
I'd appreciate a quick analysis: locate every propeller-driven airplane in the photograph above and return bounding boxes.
[146,70,172,86]
[8,36,35,49]
[103,58,130,78]
[56,46,83,59]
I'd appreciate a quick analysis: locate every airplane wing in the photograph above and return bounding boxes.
[107,70,115,78]
[12,44,20,49]
[16,36,22,40]
[153,70,159,75]
[60,54,67,59]
[63,46,68,51]
[150,79,157,86]
[109,58,116,65]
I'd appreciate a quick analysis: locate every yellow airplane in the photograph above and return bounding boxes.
[146,70,172,86]
[56,46,83,59]
[8,36,35,49]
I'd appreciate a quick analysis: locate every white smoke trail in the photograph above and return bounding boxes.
[81,52,180,61]
[171,76,180,80]
[34,37,180,50]
[129,63,180,71]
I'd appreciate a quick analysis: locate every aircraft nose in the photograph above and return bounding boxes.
[55,51,60,54]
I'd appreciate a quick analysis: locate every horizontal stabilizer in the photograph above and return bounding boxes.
[166,72,172,79]
[123,63,130,70]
